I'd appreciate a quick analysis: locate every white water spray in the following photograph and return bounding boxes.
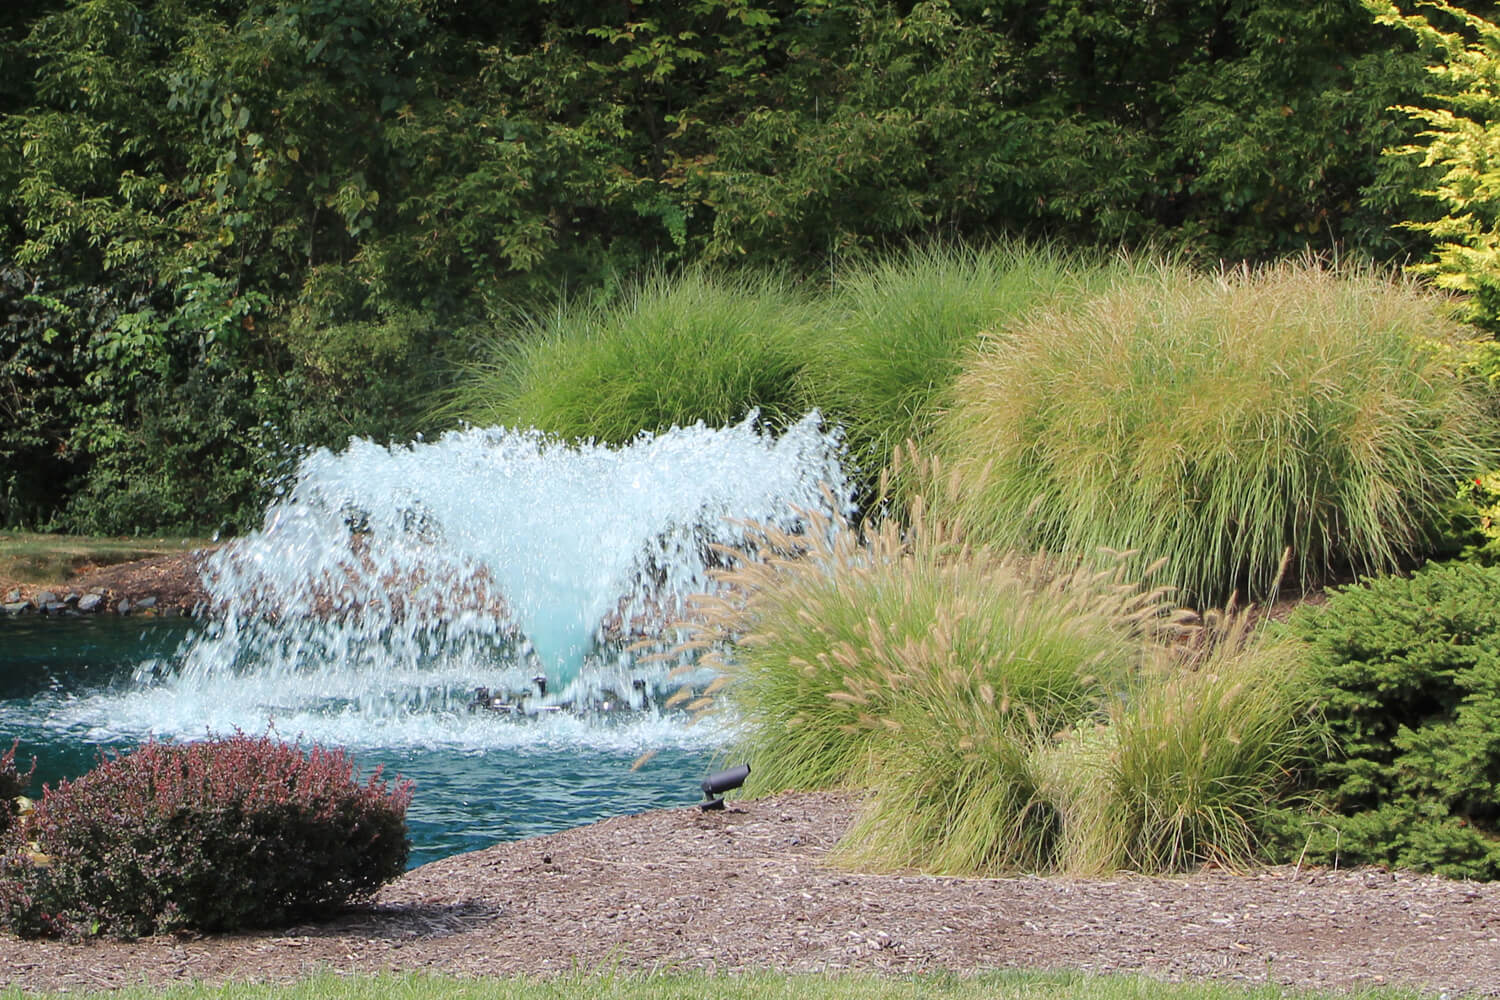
[127,412,847,744]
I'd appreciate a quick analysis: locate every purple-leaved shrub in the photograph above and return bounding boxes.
[0,734,411,938]
[0,741,35,837]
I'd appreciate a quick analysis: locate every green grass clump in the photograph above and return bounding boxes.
[1079,619,1318,874]
[801,242,1093,485]
[933,257,1499,605]
[832,605,1315,877]
[684,467,1314,876]
[443,268,817,443]
[688,494,1154,800]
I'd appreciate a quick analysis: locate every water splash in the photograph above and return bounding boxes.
[137,411,848,740]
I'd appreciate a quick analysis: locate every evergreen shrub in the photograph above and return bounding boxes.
[0,734,411,938]
[1286,561,1500,879]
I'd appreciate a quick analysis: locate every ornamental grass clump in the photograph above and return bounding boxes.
[684,461,1319,877]
[933,257,1499,605]
[831,597,1316,877]
[444,267,817,443]
[1076,612,1319,874]
[801,241,1097,486]
[682,485,1165,799]
[0,734,411,939]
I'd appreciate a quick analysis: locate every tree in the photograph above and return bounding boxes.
[1368,0,1500,331]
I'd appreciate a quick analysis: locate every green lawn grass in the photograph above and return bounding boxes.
[0,970,1434,1000]
[0,532,211,587]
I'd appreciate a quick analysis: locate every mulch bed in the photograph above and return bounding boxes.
[1,551,212,615]
[1,791,1497,995]
[3,555,1497,994]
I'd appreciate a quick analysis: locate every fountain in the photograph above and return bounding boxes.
[1,411,848,863]
[144,410,848,728]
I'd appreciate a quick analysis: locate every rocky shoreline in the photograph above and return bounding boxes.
[0,550,211,618]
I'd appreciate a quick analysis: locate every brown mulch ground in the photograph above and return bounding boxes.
[1,550,212,615]
[0,791,1497,995]
[4,556,1499,995]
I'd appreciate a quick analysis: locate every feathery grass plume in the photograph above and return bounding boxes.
[683,456,1184,803]
[1069,608,1321,875]
[825,546,1188,875]
[933,255,1500,606]
[801,241,1108,492]
[681,455,1316,877]
[442,267,818,442]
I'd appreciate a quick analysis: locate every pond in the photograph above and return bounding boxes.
[1,414,849,870]
[0,615,720,868]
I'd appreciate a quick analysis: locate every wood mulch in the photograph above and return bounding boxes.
[0,791,1497,995]
[3,554,1497,994]
[1,550,212,615]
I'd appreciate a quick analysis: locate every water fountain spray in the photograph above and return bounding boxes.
[142,411,848,735]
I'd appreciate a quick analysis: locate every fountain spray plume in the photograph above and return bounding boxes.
[154,411,850,732]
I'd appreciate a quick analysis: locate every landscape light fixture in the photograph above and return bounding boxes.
[699,763,750,811]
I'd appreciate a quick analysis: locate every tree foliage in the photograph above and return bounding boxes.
[1369,0,1500,332]
[0,0,1460,530]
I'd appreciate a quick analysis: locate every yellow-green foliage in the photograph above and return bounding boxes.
[682,497,1160,797]
[932,257,1496,605]
[1082,622,1316,874]
[1369,0,1500,331]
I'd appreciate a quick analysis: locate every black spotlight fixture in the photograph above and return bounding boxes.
[699,763,750,811]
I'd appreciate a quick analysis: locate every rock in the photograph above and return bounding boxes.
[3,589,18,603]
[2,601,29,615]
[34,591,57,608]
[114,597,131,614]
[77,593,103,613]
[135,596,157,610]
[41,601,66,615]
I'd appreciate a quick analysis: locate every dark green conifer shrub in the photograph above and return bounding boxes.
[1287,561,1500,879]
[0,735,411,938]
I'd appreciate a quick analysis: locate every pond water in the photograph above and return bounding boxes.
[0,615,721,868]
[0,414,850,870]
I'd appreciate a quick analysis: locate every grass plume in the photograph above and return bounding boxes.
[932,256,1499,605]
[444,267,817,443]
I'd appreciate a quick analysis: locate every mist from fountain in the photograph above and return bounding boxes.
[115,411,849,748]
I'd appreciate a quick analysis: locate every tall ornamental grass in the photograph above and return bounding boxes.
[830,604,1315,877]
[443,269,817,443]
[1077,616,1318,874]
[687,496,1159,797]
[801,242,1094,484]
[932,257,1499,605]
[681,459,1318,876]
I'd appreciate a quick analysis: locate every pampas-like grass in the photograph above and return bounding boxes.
[933,256,1498,605]
[800,241,1098,486]
[443,267,818,443]
[681,458,1319,877]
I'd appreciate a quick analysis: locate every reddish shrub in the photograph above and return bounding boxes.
[0,734,411,938]
[0,741,36,837]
